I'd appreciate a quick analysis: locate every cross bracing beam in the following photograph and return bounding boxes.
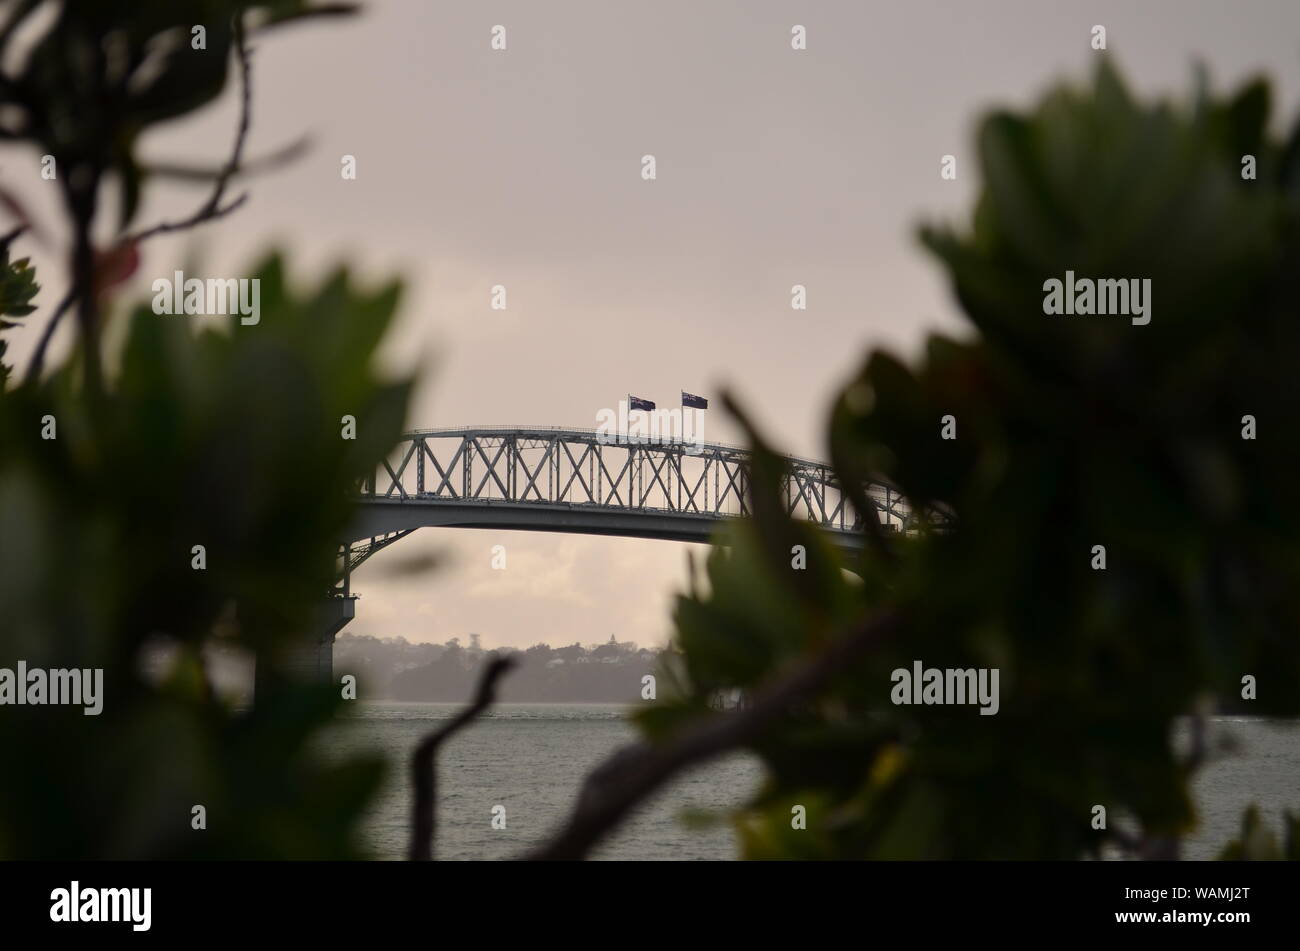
[333,528,415,595]
[346,427,932,556]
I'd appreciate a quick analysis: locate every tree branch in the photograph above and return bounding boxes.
[126,15,254,246]
[22,285,75,384]
[408,655,517,861]
[523,609,901,861]
[1184,709,1208,774]
[140,134,311,184]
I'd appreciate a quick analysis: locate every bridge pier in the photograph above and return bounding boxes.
[255,596,355,698]
[290,596,354,683]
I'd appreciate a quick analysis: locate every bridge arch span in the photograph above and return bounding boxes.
[276,427,917,686]
[344,426,914,574]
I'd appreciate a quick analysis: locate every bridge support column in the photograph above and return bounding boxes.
[255,596,355,700]
[291,596,354,683]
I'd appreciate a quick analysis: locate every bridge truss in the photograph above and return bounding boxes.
[338,426,920,591]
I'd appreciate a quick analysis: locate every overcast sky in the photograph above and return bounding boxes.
[6,0,1300,648]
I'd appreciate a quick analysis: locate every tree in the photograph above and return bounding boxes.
[0,1,412,859]
[532,62,1300,861]
[0,229,39,387]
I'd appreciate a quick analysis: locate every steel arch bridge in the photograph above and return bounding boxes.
[339,425,919,589]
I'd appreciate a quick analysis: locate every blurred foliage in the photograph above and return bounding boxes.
[1217,805,1300,860]
[0,229,38,387]
[0,0,415,858]
[0,257,412,857]
[644,62,1300,859]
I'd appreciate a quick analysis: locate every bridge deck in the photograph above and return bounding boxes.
[342,426,915,580]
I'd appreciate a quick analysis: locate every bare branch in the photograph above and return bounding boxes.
[23,285,75,384]
[408,655,517,861]
[1184,709,1208,774]
[141,134,312,183]
[126,15,254,246]
[0,182,49,247]
[523,609,901,861]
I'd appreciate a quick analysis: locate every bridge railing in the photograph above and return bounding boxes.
[359,427,915,534]
[401,424,842,472]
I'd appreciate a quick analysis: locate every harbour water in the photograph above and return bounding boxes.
[329,703,1299,860]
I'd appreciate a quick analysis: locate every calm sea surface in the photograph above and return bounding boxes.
[328,703,1299,860]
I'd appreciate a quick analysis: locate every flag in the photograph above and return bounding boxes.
[629,395,656,412]
[681,391,708,409]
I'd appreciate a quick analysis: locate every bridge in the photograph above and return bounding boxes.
[278,426,916,683]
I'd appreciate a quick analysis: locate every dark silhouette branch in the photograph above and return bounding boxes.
[23,286,75,384]
[37,15,253,391]
[126,15,254,246]
[140,134,311,184]
[1184,710,1208,774]
[408,655,517,861]
[523,609,901,861]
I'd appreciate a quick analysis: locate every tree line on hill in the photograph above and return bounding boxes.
[334,634,660,703]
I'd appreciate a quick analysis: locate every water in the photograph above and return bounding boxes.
[1180,718,1300,859]
[331,702,761,860]
[329,704,1299,860]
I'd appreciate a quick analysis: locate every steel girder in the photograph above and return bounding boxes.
[343,426,927,551]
